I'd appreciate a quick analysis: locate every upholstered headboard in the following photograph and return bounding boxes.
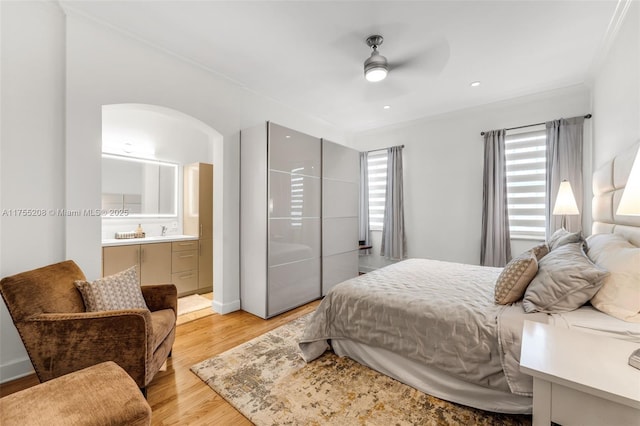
[592,140,640,246]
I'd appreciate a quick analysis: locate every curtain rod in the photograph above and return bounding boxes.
[366,144,405,154]
[480,114,592,136]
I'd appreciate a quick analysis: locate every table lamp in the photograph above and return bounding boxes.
[617,148,640,370]
[553,180,579,230]
[617,148,640,216]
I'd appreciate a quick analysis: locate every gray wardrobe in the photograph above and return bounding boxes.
[240,122,359,319]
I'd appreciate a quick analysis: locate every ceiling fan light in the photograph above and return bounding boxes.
[365,67,388,82]
[364,52,388,82]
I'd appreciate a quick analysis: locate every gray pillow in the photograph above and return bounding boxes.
[548,228,583,250]
[523,242,608,313]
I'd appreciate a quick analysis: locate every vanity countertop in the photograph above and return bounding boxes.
[102,235,198,247]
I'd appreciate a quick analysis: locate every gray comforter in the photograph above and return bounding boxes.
[299,258,546,395]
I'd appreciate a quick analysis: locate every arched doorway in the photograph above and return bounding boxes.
[101,103,223,305]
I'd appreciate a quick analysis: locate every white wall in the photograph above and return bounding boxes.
[0,1,66,382]
[592,1,639,169]
[0,4,347,382]
[351,86,592,269]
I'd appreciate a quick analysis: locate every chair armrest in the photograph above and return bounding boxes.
[141,284,177,315]
[22,311,153,386]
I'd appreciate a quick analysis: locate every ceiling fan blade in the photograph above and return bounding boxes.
[330,31,372,65]
[389,38,450,76]
[389,57,420,70]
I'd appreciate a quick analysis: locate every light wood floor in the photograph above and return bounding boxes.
[0,300,321,425]
[176,292,215,326]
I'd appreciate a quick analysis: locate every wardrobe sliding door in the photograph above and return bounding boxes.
[268,123,321,316]
[322,140,359,295]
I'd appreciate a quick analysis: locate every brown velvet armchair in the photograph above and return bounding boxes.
[0,260,177,394]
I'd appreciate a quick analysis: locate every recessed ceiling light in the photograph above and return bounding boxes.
[383,105,391,110]
[285,135,291,138]
[470,81,481,87]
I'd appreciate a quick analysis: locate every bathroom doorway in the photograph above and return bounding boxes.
[101,104,222,304]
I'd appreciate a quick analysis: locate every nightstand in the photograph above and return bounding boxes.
[520,321,640,426]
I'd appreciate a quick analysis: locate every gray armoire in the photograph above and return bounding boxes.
[240,122,358,318]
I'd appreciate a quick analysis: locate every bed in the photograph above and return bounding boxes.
[299,141,640,415]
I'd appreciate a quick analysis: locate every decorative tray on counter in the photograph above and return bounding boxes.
[115,231,146,239]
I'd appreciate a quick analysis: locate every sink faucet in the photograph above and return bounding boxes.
[161,225,167,236]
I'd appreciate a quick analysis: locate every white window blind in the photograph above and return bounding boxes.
[505,129,546,240]
[368,151,388,231]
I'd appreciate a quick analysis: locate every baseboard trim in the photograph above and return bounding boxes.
[212,299,240,315]
[0,357,34,384]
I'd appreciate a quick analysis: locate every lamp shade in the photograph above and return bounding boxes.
[617,148,640,216]
[553,180,579,215]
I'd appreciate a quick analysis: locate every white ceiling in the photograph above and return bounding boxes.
[60,1,619,133]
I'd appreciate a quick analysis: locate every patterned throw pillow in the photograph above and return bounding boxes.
[494,250,538,305]
[75,266,148,312]
[530,243,549,261]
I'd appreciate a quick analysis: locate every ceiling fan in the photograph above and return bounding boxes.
[363,35,388,82]
[362,33,450,86]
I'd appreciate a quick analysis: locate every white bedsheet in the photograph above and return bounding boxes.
[332,339,534,414]
[550,305,640,342]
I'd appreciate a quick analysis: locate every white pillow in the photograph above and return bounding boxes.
[587,234,640,323]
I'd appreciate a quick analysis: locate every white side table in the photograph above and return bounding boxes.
[520,321,640,426]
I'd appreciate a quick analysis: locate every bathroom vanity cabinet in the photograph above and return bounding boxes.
[102,236,200,296]
[102,242,172,285]
[170,240,199,295]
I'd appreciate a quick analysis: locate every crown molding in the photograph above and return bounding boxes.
[585,0,634,86]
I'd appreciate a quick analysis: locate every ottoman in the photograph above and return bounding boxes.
[0,361,152,425]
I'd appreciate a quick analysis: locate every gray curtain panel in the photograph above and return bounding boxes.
[381,146,406,260]
[481,129,511,267]
[545,116,585,239]
[358,151,370,247]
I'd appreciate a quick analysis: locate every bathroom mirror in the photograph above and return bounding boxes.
[102,154,178,217]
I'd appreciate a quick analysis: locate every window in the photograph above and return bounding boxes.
[505,128,546,240]
[367,151,388,231]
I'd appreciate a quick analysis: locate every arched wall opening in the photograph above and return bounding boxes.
[100,103,224,305]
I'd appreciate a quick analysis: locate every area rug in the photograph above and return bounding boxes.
[191,314,531,426]
[177,294,212,316]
